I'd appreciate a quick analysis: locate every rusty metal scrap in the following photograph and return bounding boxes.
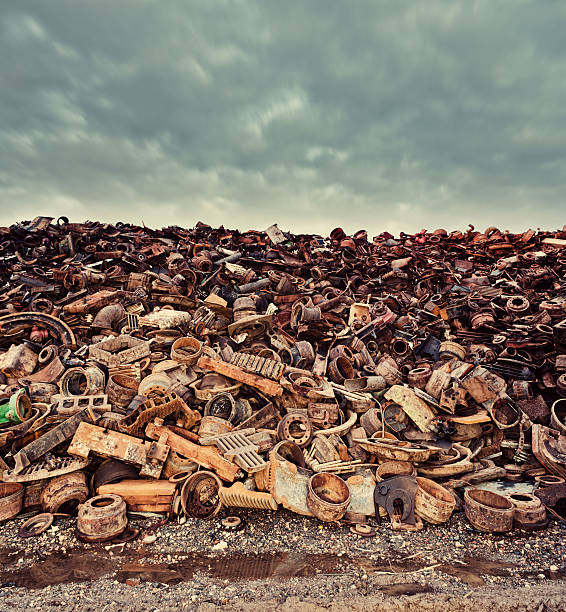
[118,392,200,437]
[146,420,242,482]
[68,422,169,479]
[97,479,176,513]
[88,335,151,367]
[77,493,127,542]
[2,455,90,483]
[0,483,24,521]
[219,481,278,510]
[230,352,285,381]
[40,470,88,514]
[202,429,267,474]
[11,406,98,474]
[0,218,565,538]
[197,355,283,397]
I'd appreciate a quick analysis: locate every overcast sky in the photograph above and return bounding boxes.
[1,1,565,236]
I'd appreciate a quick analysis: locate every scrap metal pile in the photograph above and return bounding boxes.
[1,216,566,541]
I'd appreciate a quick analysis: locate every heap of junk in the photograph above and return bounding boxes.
[0,216,566,542]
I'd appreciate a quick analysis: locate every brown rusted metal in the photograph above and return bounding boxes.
[106,374,139,407]
[119,392,199,437]
[40,471,88,514]
[170,336,202,366]
[277,413,313,448]
[59,365,105,396]
[180,470,222,519]
[414,477,455,524]
[506,492,547,530]
[1,217,566,537]
[306,473,350,522]
[97,480,175,512]
[68,422,169,479]
[219,482,278,510]
[0,483,24,521]
[19,512,54,537]
[77,494,127,542]
[92,459,139,491]
[464,488,514,533]
[12,407,98,474]
[146,420,241,482]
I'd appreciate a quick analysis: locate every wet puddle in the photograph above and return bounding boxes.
[0,551,352,588]
[117,551,351,584]
[0,548,524,590]
[0,550,115,589]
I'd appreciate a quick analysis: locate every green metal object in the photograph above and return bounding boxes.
[0,389,31,426]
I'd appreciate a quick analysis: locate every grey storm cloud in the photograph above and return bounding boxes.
[0,0,565,236]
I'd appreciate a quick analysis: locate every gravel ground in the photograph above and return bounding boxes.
[0,509,565,611]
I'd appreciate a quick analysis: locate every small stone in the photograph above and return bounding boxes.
[142,534,157,544]
[212,540,228,551]
[125,578,140,587]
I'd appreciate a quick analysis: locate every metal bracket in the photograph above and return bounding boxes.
[373,475,418,526]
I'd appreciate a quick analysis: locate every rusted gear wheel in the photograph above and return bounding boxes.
[180,471,222,519]
[277,413,313,448]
